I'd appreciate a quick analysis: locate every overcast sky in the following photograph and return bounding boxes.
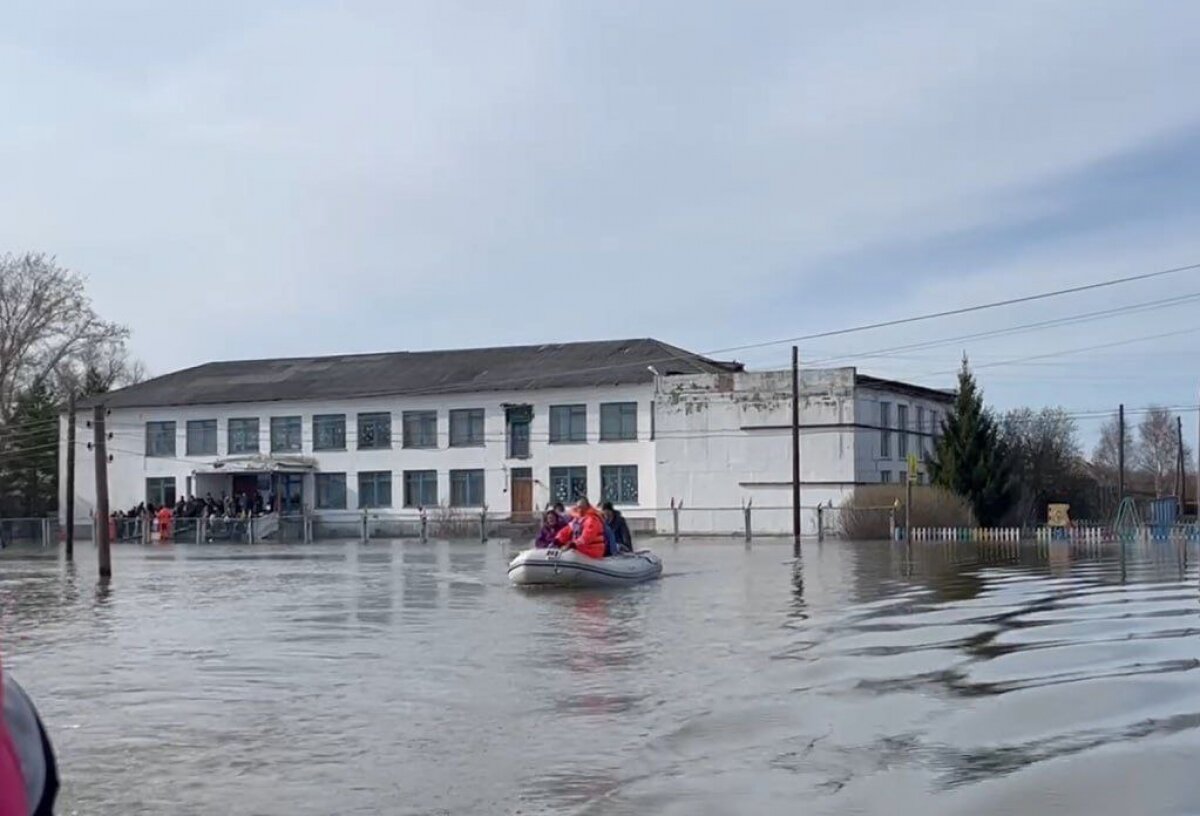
[2,1,1198,446]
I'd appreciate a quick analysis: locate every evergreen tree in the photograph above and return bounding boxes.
[928,356,1013,525]
[0,382,60,517]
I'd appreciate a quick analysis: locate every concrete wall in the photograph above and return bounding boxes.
[60,383,656,523]
[654,368,860,534]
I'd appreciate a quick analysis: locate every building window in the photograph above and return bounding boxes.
[549,466,588,503]
[916,406,926,453]
[145,421,176,457]
[358,471,392,508]
[897,404,909,458]
[228,418,260,454]
[313,414,346,451]
[315,473,347,509]
[880,470,892,484]
[403,470,438,508]
[601,465,639,504]
[899,470,908,484]
[270,416,302,453]
[357,412,392,450]
[599,402,638,441]
[186,420,217,456]
[449,409,485,447]
[450,469,484,507]
[549,404,587,444]
[146,477,176,507]
[930,410,941,445]
[879,402,892,459]
[402,411,438,449]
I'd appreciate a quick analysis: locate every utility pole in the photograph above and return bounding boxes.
[791,346,801,547]
[93,405,111,579]
[65,394,76,560]
[1118,404,1125,501]
[1177,415,1186,515]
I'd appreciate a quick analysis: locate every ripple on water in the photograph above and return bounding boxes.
[3,538,1200,814]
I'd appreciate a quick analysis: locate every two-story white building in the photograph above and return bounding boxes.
[60,338,953,536]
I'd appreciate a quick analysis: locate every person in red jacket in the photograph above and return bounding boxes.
[554,499,607,560]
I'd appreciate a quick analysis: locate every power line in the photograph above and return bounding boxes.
[912,326,1200,379]
[804,290,1200,367]
[706,260,1200,357]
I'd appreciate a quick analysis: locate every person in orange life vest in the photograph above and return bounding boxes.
[156,505,173,541]
[554,499,607,560]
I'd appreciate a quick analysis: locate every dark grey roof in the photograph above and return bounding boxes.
[855,374,955,403]
[81,339,743,410]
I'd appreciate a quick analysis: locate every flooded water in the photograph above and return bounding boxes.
[2,537,1200,815]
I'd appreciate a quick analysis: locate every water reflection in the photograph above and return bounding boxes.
[1,538,1199,814]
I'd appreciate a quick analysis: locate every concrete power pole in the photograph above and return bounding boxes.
[65,395,76,560]
[791,346,801,548]
[93,405,112,579]
[1177,415,1185,514]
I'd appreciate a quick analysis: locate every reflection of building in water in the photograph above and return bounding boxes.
[354,547,394,627]
[62,338,949,535]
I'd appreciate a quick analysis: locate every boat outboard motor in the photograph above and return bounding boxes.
[3,675,58,815]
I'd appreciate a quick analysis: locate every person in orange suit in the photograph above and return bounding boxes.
[554,499,606,559]
[156,504,173,542]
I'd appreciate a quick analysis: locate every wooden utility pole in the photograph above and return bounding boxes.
[1118,404,1126,500]
[65,395,76,560]
[93,405,111,579]
[791,346,801,547]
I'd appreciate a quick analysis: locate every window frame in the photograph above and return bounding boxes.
[146,476,176,507]
[549,404,587,444]
[600,464,639,505]
[185,419,217,456]
[879,402,892,459]
[599,402,638,442]
[549,466,588,504]
[312,414,347,452]
[403,469,439,508]
[448,408,485,448]
[145,421,176,458]
[227,418,260,455]
[402,410,439,449]
[880,470,892,484]
[449,469,485,507]
[356,412,392,450]
[357,470,393,509]
[315,472,348,510]
[270,415,303,453]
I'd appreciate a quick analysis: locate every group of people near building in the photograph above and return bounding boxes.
[535,499,634,559]
[109,492,274,542]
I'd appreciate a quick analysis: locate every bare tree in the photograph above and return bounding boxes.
[1092,415,1121,480]
[0,252,129,418]
[1136,406,1188,497]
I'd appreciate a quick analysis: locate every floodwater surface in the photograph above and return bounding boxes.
[2,538,1200,815]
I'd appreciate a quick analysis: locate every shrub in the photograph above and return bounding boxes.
[838,485,976,540]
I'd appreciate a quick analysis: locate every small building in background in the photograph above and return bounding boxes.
[61,338,952,536]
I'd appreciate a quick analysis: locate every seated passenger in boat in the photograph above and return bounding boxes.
[535,510,565,548]
[600,502,633,553]
[554,499,607,559]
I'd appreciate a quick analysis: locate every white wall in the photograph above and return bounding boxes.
[60,383,656,523]
[654,369,860,535]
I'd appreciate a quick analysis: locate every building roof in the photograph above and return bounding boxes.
[80,338,743,410]
[854,374,955,404]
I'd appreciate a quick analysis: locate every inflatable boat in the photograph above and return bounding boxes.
[508,547,663,587]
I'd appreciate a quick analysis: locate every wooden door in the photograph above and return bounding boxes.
[511,468,533,519]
